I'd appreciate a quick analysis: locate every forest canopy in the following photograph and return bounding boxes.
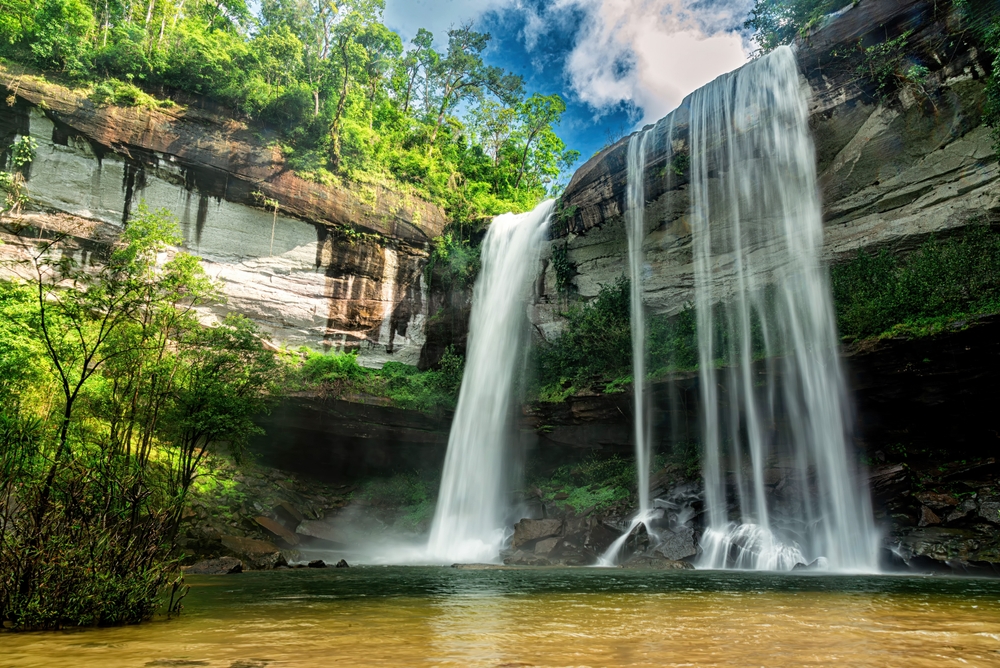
[0,0,579,222]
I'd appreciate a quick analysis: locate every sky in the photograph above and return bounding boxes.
[383,0,755,162]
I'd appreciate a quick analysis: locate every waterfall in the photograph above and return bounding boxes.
[598,131,656,566]
[627,131,653,522]
[688,46,879,571]
[426,199,556,564]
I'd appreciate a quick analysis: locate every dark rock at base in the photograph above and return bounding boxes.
[185,557,243,575]
[791,557,828,571]
[220,535,287,570]
[335,559,350,568]
[918,505,942,527]
[503,549,551,566]
[307,559,327,568]
[511,518,563,550]
[653,526,697,562]
[254,516,301,546]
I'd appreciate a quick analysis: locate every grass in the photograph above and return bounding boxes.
[291,346,464,412]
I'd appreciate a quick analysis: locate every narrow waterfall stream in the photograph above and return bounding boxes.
[426,199,556,563]
[599,130,655,565]
[688,46,879,571]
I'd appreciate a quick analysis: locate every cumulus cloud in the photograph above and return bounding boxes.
[387,0,752,125]
[542,0,752,123]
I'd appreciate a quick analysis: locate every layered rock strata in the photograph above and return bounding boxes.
[534,0,999,336]
[0,68,447,363]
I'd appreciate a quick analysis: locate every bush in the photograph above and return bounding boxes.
[831,223,1000,340]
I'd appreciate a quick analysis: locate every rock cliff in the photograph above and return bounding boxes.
[0,67,447,364]
[534,0,999,335]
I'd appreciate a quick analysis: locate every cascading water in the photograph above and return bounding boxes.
[426,199,556,564]
[688,46,879,571]
[599,130,656,565]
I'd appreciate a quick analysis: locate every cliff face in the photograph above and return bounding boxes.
[534,0,999,335]
[0,69,446,364]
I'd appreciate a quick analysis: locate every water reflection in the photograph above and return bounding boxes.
[3,568,1000,667]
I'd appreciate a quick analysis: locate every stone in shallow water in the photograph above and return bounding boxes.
[335,559,350,568]
[184,557,243,575]
[654,526,697,562]
[307,559,327,568]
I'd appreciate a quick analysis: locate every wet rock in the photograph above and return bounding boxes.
[791,557,828,571]
[184,557,243,575]
[503,550,551,566]
[915,492,959,512]
[653,526,697,562]
[945,497,978,524]
[307,559,327,568]
[220,535,287,570]
[918,505,942,527]
[335,559,350,568]
[254,516,300,546]
[534,537,560,555]
[273,501,304,528]
[977,498,1000,525]
[869,464,908,499]
[296,519,347,546]
[511,518,563,550]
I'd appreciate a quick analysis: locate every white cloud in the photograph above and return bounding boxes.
[554,0,751,123]
[385,0,752,125]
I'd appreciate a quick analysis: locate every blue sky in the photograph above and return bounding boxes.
[384,0,754,162]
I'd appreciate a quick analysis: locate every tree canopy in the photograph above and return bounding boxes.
[0,0,579,222]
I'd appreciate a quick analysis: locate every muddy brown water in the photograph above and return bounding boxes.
[4,567,1000,667]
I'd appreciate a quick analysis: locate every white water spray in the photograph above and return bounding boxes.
[426,199,556,564]
[688,46,879,571]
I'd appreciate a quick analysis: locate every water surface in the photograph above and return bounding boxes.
[5,568,1000,667]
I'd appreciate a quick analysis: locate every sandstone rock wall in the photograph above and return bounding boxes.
[535,0,999,338]
[0,71,447,365]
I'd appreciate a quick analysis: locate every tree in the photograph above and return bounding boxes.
[513,93,566,190]
[426,25,524,149]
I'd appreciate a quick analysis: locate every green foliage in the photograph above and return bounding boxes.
[0,136,36,214]
[535,455,636,513]
[0,0,577,223]
[425,233,481,291]
[550,241,575,294]
[957,1,1000,154]
[91,77,169,107]
[857,30,914,101]
[534,276,632,398]
[831,223,1000,341]
[297,344,464,412]
[356,472,435,531]
[744,0,843,54]
[0,204,278,629]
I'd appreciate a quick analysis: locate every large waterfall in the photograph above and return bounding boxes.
[426,199,556,563]
[688,46,878,571]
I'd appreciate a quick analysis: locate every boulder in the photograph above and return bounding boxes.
[915,492,959,512]
[185,557,243,575]
[511,518,563,550]
[977,498,1000,525]
[307,559,327,568]
[945,497,978,524]
[503,550,551,566]
[273,501,305,528]
[335,559,350,568]
[653,526,697,562]
[534,537,560,555]
[254,516,300,546]
[220,535,287,570]
[296,519,347,546]
[918,505,942,527]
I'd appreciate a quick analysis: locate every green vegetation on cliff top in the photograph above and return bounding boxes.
[0,0,578,225]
